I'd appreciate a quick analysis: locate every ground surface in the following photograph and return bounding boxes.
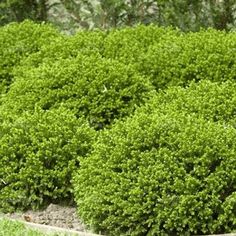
[4,204,89,233]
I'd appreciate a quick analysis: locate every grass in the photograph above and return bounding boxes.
[0,218,78,236]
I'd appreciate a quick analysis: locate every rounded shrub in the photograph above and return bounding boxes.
[21,29,106,69]
[73,110,236,235]
[21,25,179,73]
[103,24,180,68]
[0,107,95,212]
[3,54,155,129]
[0,20,61,92]
[141,28,236,89]
[142,80,236,125]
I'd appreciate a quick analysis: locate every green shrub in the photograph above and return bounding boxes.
[103,27,236,91]
[0,107,95,212]
[141,80,236,125]
[4,24,235,97]
[141,29,236,89]
[0,20,61,92]
[73,107,236,235]
[3,54,154,129]
[21,29,106,69]
[103,25,180,67]
[21,25,179,77]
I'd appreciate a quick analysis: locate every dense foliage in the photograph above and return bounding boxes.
[3,54,154,129]
[140,29,236,89]
[1,0,236,32]
[102,24,180,67]
[0,20,61,93]
[73,90,236,235]
[0,0,48,25]
[0,108,95,212]
[0,21,236,235]
[24,29,106,66]
[2,24,235,126]
[141,80,236,125]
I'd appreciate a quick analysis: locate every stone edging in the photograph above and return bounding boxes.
[1,216,236,236]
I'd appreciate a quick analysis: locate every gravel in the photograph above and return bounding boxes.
[4,203,90,233]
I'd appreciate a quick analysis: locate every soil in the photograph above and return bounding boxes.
[4,203,90,233]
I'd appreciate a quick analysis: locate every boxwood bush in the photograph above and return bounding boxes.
[24,25,178,69]
[0,20,61,93]
[3,54,154,129]
[103,24,180,67]
[21,29,106,69]
[0,107,95,212]
[19,25,236,95]
[73,100,236,235]
[3,23,235,97]
[141,80,236,125]
[141,29,236,89]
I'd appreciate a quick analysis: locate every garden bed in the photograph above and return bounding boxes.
[1,203,103,235]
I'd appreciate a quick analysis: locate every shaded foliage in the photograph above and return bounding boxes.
[1,0,236,32]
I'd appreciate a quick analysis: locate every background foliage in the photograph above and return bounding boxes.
[0,0,48,25]
[1,0,236,33]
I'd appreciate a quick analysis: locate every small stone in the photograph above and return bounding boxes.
[23,214,33,222]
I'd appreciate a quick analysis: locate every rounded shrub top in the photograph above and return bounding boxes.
[103,24,180,66]
[3,54,155,129]
[0,20,61,90]
[141,28,236,89]
[141,80,236,125]
[21,29,106,68]
[73,86,236,235]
